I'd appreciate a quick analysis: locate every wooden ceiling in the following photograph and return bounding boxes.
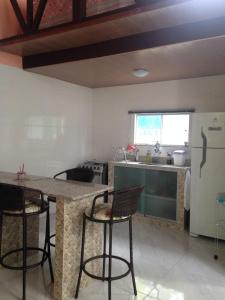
[28,36,225,88]
[0,0,190,56]
[1,0,225,57]
[2,0,225,88]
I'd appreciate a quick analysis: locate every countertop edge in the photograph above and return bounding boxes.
[109,161,190,172]
[68,186,113,201]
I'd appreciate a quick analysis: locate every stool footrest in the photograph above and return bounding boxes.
[49,233,56,247]
[1,247,49,270]
[82,254,131,281]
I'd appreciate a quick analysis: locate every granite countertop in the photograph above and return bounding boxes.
[110,160,190,172]
[0,171,111,201]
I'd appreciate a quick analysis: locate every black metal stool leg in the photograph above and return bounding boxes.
[41,209,49,267]
[129,217,137,296]
[108,222,113,300]
[46,208,54,282]
[0,213,3,259]
[102,223,107,281]
[22,215,27,300]
[75,215,87,299]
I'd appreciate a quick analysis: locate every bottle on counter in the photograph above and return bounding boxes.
[135,148,140,161]
[166,152,173,165]
[145,150,152,163]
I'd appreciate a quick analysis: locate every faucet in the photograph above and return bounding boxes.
[152,141,161,164]
[122,147,128,163]
[154,141,161,154]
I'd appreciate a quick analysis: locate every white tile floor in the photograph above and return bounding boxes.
[1,215,225,300]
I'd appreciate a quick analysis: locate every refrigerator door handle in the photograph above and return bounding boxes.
[200,127,207,178]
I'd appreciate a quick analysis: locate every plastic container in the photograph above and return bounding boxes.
[173,150,186,166]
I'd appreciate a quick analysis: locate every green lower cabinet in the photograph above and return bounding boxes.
[114,166,145,213]
[114,166,177,221]
[143,195,176,220]
[144,168,177,220]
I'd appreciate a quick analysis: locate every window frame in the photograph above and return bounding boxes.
[133,112,191,147]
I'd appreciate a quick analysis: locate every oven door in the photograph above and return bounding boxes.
[93,172,102,184]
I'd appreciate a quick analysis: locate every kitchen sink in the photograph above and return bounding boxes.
[137,162,158,165]
[118,161,167,167]
[138,161,165,165]
[117,160,180,168]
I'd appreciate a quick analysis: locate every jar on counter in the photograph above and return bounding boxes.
[173,150,186,166]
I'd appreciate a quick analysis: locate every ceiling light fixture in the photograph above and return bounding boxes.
[132,68,149,78]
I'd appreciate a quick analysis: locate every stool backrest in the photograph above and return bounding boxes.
[111,186,144,218]
[0,183,23,211]
[54,167,94,183]
[0,183,43,212]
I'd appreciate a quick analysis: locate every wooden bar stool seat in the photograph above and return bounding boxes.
[85,203,130,221]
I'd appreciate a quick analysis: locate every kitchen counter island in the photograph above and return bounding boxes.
[0,171,112,300]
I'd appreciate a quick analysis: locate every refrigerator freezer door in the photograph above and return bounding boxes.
[191,112,225,148]
[190,148,225,239]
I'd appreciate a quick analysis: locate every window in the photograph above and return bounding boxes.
[134,113,190,146]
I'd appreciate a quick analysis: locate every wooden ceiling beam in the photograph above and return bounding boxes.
[1,0,190,46]
[9,0,48,33]
[73,0,87,22]
[134,0,187,8]
[33,0,48,31]
[27,0,33,29]
[23,16,225,69]
[10,0,28,33]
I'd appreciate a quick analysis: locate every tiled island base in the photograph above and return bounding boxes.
[54,196,103,300]
[0,216,39,266]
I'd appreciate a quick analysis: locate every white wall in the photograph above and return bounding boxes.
[92,75,225,161]
[2,66,225,170]
[0,52,22,68]
[0,65,93,177]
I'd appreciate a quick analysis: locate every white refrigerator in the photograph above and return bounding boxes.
[190,112,225,239]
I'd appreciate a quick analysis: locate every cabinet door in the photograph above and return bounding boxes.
[144,169,177,220]
[114,166,146,213]
[114,166,145,188]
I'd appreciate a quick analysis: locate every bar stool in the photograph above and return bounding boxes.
[0,183,54,300]
[47,167,94,248]
[75,186,144,300]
